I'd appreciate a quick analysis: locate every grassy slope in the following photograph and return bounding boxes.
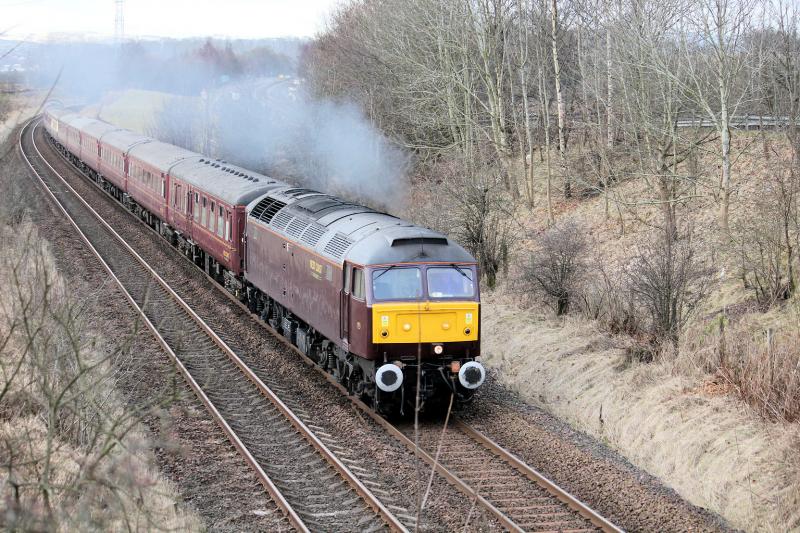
[480,133,800,532]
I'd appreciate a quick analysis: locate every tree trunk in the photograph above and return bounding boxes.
[550,0,569,198]
[606,27,614,150]
[719,91,732,233]
[539,66,555,226]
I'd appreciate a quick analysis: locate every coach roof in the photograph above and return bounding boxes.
[80,119,120,140]
[129,140,199,172]
[170,158,284,206]
[101,128,151,153]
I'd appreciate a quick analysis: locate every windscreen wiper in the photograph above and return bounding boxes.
[373,265,396,281]
[451,263,471,279]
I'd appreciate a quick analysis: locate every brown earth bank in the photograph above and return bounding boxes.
[479,291,800,532]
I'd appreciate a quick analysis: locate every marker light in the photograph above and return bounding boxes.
[433,344,444,355]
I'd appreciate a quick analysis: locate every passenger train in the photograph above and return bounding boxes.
[43,105,485,414]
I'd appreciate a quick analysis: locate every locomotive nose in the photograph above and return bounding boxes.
[376,363,404,392]
[458,361,486,389]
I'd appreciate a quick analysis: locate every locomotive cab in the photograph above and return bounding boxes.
[362,262,485,412]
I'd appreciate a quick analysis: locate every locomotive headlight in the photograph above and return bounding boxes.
[458,361,486,389]
[376,363,403,392]
[433,344,444,355]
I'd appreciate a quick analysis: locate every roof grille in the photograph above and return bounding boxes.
[323,233,353,259]
[286,217,310,238]
[391,237,448,247]
[272,210,294,231]
[250,197,287,224]
[301,224,327,247]
[283,187,319,198]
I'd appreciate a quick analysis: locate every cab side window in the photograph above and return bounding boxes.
[352,268,365,300]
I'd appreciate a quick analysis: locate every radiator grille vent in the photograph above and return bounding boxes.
[323,233,353,259]
[286,217,310,238]
[271,211,294,231]
[250,197,287,224]
[301,224,327,247]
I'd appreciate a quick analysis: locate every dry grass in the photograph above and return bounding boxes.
[682,305,800,424]
[464,130,800,531]
[0,218,202,531]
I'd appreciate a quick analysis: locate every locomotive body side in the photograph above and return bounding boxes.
[246,217,344,344]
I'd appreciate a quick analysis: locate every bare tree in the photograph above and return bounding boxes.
[549,0,570,198]
[522,220,587,314]
[678,0,762,233]
[626,231,707,348]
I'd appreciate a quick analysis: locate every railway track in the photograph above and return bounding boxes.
[396,420,620,532]
[19,117,408,533]
[29,114,623,533]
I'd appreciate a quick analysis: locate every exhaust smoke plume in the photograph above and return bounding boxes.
[24,38,409,210]
[210,84,409,210]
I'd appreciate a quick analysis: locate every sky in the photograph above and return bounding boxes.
[1,0,343,40]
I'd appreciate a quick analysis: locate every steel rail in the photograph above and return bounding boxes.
[455,420,623,533]
[39,115,621,533]
[21,117,408,533]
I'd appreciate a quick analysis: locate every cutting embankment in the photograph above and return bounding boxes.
[479,131,800,532]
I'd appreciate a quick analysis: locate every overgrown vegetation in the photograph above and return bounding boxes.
[522,221,587,315]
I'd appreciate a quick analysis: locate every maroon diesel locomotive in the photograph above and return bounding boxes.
[44,105,485,414]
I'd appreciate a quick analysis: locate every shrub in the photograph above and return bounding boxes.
[523,221,587,315]
[626,233,707,348]
[736,168,798,308]
[578,262,642,337]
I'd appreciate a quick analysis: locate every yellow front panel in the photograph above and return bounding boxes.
[372,301,479,344]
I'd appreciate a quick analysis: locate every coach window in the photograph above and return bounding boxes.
[225,211,231,241]
[161,178,166,198]
[194,193,199,221]
[210,202,216,231]
[201,197,207,226]
[352,268,365,300]
[217,206,224,238]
